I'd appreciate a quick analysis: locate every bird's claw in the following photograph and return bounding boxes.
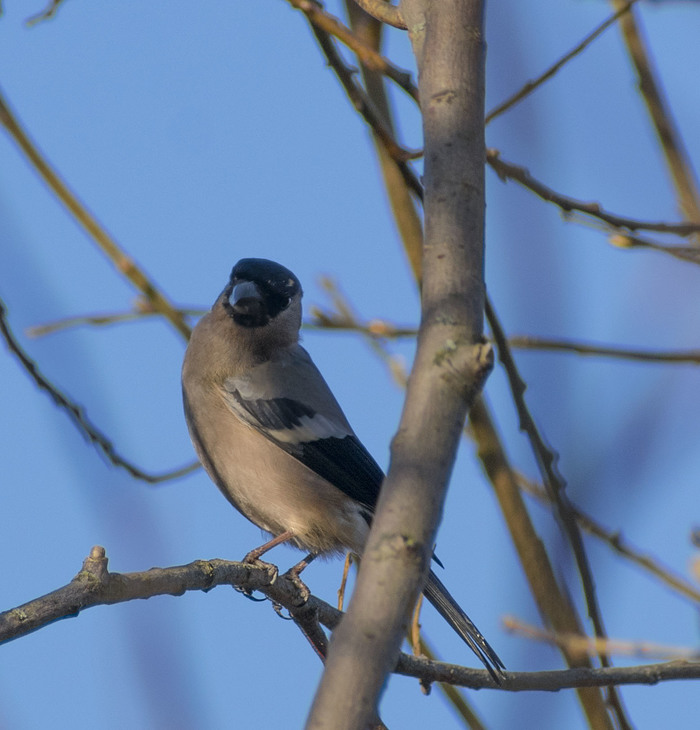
[281,569,311,607]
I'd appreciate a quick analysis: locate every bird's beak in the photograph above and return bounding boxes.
[230,281,265,319]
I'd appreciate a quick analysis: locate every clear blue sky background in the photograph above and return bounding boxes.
[1,2,698,728]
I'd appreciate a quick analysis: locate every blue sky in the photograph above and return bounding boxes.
[1,1,699,728]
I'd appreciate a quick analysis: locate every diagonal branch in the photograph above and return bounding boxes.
[351,0,406,29]
[487,148,700,237]
[305,23,423,198]
[485,296,632,729]
[0,89,191,340]
[0,296,198,484]
[486,0,639,124]
[611,0,700,226]
[286,0,418,102]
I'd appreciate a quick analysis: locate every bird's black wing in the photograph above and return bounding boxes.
[223,387,384,512]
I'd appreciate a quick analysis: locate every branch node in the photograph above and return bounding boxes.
[76,545,109,586]
[436,338,494,403]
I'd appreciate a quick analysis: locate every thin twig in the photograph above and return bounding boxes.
[305,23,423,199]
[28,305,205,338]
[485,296,631,728]
[487,149,700,237]
[486,0,638,124]
[519,476,700,605]
[608,232,700,265]
[0,297,198,484]
[0,89,191,340]
[611,0,700,226]
[509,336,700,366]
[504,616,700,661]
[286,0,418,102]
[25,0,67,25]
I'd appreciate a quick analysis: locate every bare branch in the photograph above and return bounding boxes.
[286,0,418,102]
[611,0,700,226]
[4,546,697,695]
[487,148,700,237]
[504,616,700,661]
[519,476,700,605]
[468,398,615,727]
[0,546,341,647]
[308,2,491,726]
[351,0,406,30]
[396,654,700,692]
[0,297,198,484]
[509,335,700,365]
[486,0,639,124]
[305,23,423,198]
[0,89,191,340]
[608,232,700,265]
[25,0,67,26]
[344,0,424,279]
[485,297,631,728]
[28,305,205,339]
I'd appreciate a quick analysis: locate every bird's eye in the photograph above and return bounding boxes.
[280,296,291,310]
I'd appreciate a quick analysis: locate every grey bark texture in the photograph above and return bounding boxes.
[306,2,488,728]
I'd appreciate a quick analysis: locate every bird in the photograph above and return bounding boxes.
[182,257,505,682]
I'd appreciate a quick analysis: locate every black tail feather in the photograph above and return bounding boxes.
[423,569,506,684]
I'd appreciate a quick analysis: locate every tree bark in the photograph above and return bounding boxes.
[306,2,488,727]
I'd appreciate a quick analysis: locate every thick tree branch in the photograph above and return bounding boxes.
[307,2,491,727]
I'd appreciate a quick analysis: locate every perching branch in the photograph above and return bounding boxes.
[0,546,341,648]
[3,546,698,693]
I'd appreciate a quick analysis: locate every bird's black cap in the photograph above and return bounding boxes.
[226,258,301,327]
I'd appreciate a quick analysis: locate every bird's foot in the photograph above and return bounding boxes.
[237,553,279,598]
[281,567,311,607]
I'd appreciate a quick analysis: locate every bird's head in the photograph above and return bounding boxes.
[221,258,303,347]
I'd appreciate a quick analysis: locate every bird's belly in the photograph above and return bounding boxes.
[198,420,369,555]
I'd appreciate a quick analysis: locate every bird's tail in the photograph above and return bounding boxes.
[423,569,506,684]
